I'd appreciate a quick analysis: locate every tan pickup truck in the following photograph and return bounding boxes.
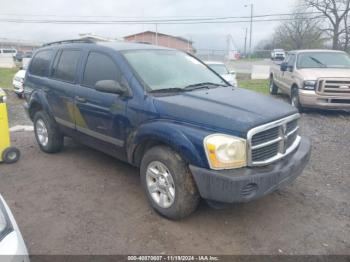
[270,49,350,111]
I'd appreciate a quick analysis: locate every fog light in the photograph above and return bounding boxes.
[240,183,258,199]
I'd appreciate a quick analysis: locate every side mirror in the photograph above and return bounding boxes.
[94,80,128,95]
[229,70,236,75]
[280,62,288,72]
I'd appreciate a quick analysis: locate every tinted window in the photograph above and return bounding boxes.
[29,50,53,77]
[82,52,121,87]
[52,50,81,82]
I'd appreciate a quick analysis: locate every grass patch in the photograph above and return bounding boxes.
[237,73,269,95]
[0,68,18,89]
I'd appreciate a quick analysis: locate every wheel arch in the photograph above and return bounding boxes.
[290,83,299,96]
[128,122,207,168]
[27,90,54,121]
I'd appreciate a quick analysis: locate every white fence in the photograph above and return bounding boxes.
[0,57,16,68]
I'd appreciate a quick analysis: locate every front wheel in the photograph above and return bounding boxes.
[269,77,278,95]
[140,146,200,220]
[291,87,303,113]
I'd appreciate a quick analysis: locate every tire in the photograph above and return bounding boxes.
[16,93,23,99]
[33,111,63,153]
[140,146,200,220]
[291,87,304,113]
[269,76,278,95]
[2,147,20,164]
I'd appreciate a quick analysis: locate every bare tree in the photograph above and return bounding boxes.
[260,11,325,51]
[304,0,350,50]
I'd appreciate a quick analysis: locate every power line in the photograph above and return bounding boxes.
[0,16,325,25]
[0,10,330,23]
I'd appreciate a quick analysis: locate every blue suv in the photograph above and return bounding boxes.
[24,40,311,219]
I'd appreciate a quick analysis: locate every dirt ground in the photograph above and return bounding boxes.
[0,91,349,255]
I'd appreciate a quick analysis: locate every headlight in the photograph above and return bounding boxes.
[0,199,12,241]
[204,134,247,170]
[303,80,317,90]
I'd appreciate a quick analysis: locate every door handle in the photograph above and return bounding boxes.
[75,96,87,103]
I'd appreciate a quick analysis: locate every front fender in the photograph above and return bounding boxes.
[128,120,212,168]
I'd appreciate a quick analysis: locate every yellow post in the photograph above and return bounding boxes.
[0,90,11,157]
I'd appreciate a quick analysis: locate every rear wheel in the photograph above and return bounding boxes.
[140,146,200,220]
[2,147,20,164]
[34,111,63,153]
[291,87,303,113]
[269,76,278,95]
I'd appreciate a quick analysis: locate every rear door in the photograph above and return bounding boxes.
[73,51,129,158]
[47,49,82,130]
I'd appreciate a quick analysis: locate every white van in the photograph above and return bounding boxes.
[0,48,17,58]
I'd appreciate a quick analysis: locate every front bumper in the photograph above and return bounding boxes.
[12,82,24,94]
[190,137,311,203]
[299,90,350,109]
[0,196,29,261]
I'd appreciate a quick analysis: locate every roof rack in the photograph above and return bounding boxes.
[42,38,97,47]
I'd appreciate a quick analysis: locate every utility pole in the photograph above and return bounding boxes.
[245,3,253,59]
[155,23,158,45]
[249,4,253,59]
[244,28,248,58]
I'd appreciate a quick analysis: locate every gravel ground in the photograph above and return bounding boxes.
[5,90,32,127]
[0,90,349,255]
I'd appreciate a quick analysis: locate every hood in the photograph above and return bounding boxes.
[15,70,26,78]
[299,68,350,80]
[153,87,297,137]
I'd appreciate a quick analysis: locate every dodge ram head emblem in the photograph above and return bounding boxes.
[281,124,288,154]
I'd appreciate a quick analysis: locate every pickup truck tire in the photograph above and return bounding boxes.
[291,87,303,113]
[33,111,64,153]
[140,146,200,220]
[269,76,278,95]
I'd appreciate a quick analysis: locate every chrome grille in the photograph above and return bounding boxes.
[251,126,279,145]
[317,78,350,95]
[252,142,279,162]
[247,114,301,166]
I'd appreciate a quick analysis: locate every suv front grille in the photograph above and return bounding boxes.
[317,78,350,95]
[247,114,301,166]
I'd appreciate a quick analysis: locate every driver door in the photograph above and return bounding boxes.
[73,51,129,157]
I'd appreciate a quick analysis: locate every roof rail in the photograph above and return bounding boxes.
[42,38,97,47]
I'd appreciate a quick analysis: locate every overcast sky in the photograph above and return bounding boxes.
[0,0,296,51]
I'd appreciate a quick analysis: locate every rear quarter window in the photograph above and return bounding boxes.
[29,50,53,77]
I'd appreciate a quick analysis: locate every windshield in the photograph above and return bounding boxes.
[122,50,225,91]
[208,64,229,75]
[297,52,350,69]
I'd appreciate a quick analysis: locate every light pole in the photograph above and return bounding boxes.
[244,28,248,58]
[155,23,158,45]
[245,3,253,59]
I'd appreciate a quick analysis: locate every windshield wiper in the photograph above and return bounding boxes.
[184,82,228,91]
[149,82,228,93]
[309,56,327,68]
[149,87,186,93]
